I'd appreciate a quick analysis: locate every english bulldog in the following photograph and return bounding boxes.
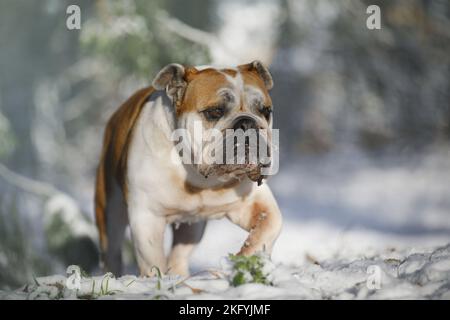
[95,60,282,276]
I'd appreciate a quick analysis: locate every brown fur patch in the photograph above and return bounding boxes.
[237,201,270,256]
[184,181,203,194]
[249,202,269,229]
[178,68,230,116]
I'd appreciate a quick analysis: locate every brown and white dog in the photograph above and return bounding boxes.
[95,61,282,276]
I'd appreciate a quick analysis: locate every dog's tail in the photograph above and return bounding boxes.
[94,124,111,265]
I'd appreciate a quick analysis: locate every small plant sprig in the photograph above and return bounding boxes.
[78,273,121,299]
[151,266,163,290]
[228,253,273,287]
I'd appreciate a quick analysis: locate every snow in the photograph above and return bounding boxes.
[1,147,449,299]
[1,244,449,300]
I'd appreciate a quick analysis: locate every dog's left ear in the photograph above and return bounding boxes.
[152,63,187,104]
[239,60,273,90]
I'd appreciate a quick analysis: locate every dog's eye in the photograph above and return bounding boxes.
[260,106,272,120]
[202,106,225,121]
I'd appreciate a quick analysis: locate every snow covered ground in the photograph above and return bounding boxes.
[1,146,449,299]
[1,244,449,300]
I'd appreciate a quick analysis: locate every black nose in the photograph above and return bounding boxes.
[232,117,258,131]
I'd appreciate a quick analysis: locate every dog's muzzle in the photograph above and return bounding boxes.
[222,115,271,185]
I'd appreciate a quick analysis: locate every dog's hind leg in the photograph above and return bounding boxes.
[103,188,128,276]
[167,221,207,276]
[103,183,128,276]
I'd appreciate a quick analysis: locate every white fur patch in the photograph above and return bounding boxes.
[195,65,231,71]
[244,85,265,106]
[221,70,244,92]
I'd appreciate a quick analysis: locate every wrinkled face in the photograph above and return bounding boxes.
[153,61,274,183]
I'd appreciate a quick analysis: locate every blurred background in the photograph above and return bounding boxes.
[0,0,449,289]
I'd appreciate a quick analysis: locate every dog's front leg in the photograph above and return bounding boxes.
[128,201,167,277]
[227,184,282,256]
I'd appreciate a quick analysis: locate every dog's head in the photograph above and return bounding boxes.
[152,61,274,184]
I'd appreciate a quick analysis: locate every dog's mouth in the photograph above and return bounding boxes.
[211,162,270,185]
[199,120,272,185]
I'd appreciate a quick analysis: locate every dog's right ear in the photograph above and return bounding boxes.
[152,64,187,105]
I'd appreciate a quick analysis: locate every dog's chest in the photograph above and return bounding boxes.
[150,165,251,221]
[129,161,250,222]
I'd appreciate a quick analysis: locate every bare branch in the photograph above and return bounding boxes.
[0,162,56,197]
[155,9,218,48]
[0,162,97,239]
